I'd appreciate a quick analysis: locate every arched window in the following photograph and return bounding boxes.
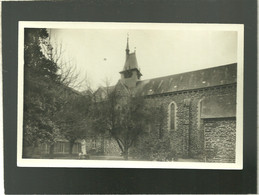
[168,101,177,131]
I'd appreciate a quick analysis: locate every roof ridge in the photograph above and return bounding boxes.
[138,63,237,83]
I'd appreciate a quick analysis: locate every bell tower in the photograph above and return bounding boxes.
[119,36,142,89]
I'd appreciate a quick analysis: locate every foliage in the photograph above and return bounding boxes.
[54,93,92,154]
[131,129,176,161]
[111,95,149,159]
[23,28,60,152]
[129,102,178,161]
[24,28,58,81]
[23,28,90,157]
[23,28,172,160]
[91,88,150,159]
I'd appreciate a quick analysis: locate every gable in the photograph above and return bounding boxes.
[94,86,115,101]
[114,80,131,96]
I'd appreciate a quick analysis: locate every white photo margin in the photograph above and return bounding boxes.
[17,22,244,169]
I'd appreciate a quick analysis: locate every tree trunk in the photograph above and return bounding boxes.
[100,135,104,154]
[124,146,129,160]
[49,143,54,159]
[69,141,74,155]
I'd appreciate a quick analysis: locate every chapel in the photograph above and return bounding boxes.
[94,37,237,162]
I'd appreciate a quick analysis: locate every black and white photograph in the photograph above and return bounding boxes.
[17,22,243,169]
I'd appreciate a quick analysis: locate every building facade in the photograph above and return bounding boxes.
[94,38,237,163]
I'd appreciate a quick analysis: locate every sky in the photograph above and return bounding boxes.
[49,27,237,91]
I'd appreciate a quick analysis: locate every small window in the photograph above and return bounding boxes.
[124,70,132,78]
[168,101,177,131]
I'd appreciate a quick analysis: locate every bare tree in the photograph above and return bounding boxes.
[42,31,88,91]
[38,30,93,156]
[91,80,151,160]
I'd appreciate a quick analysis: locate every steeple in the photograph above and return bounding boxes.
[126,34,130,56]
[120,36,142,89]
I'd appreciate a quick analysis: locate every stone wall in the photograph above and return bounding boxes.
[203,118,236,163]
[85,137,121,156]
[89,83,236,162]
[104,137,121,156]
[145,84,236,159]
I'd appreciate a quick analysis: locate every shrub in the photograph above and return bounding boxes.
[131,131,176,161]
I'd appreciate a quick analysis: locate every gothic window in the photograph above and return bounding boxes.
[168,101,177,131]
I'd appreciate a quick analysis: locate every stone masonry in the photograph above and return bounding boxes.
[145,84,236,160]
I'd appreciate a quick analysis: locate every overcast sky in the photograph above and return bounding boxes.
[49,28,237,91]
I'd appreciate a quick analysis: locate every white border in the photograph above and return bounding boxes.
[17,22,244,169]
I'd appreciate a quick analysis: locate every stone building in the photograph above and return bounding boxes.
[94,38,237,163]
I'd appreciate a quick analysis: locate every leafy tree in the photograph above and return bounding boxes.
[127,102,175,161]
[23,28,92,158]
[24,28,58,81]
[131,131,174,161]
[54,92,92,155]
[23,28,60,157]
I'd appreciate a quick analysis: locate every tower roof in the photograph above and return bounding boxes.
[122,52,139,72]
[121,35,141,74]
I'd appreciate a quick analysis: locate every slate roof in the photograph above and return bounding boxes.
[121,52,139,72]
[135,63,237,96]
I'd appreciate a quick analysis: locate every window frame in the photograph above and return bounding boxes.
[168,101,177,131]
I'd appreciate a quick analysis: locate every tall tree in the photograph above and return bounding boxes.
[92,87,151,160]
[23,28,60,157]
[54,92,92,155]
[23,28,93,158]
[130,103,172,161]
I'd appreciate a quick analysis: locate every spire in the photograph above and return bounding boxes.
[121,35,142,73]
[126,33,129,55]
[120,35,142,87]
